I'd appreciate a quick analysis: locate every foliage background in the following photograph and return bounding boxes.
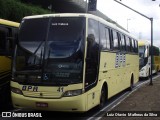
[0,0,52,22]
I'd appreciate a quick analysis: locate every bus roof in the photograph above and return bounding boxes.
[0,19,19,27]
[23,13,138,40]
[138,40,160,49]
[138,40,150,46]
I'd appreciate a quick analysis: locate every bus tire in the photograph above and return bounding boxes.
[129,75,134,91]
[98,85,107,109]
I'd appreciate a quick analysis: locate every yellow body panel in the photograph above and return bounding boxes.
[99,52,139,98]
[153,56,160,71]
[12,92,86,112]
[0,19,19,27]
[11,81,101,112]
[0,56,11,73]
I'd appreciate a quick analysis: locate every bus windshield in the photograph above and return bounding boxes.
[139,45,147,69]
[139,46,145,58]
[15,17,86,85]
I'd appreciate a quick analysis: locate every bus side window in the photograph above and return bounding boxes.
[121,34,126,51]
[126,36,130,52]
[7,28,14,54]
[100,23,110,51]
[12,28,19,49]
[100,23,107,50]
[88,19,99,44]
[112,30,119,50]
[129,38,132,52]
[131,38,135,53]
[105,28,110,50]
[133,39,136,53]
[0,26,8,55]
[135,41,138,53]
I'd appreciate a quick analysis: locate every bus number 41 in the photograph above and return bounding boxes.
[57,87,64,92]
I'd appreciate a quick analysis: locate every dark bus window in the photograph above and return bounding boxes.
[126,36,130,52]
[0,26,8,54]
[7,28,14,53]
[112,30,119,50]
[100,23,107,50]
[9,27,19,54]
[131,38,135,52]
[132,39,136,53]
[135,40,138,53]
[0,26,18,56]
[120,34,126,51]
[99,23,110,50]
[13,27,19,44]
[88,19,99,44]
[105,28,110,49]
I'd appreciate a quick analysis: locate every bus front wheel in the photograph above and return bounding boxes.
[98,86,106,109]
[129,75,134,91]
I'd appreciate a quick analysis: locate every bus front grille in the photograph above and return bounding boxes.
[22,91,62,98]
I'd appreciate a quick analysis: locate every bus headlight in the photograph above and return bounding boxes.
[11,87,23,95]
[63,89,82,97]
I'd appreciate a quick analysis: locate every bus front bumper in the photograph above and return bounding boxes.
[11,92,86,112]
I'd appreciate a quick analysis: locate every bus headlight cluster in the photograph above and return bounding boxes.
[11,87,23,95]
[63,89,82,97]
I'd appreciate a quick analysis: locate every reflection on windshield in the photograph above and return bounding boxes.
[47,17,85,58]
[48,40,83,58]
[19,18,49,52]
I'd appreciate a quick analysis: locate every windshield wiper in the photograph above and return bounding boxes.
[26,40,45,66]
[33,40,44,64]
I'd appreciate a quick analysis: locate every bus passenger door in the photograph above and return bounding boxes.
[85,19,99,90]
[85,34,99,88]
[85,34,99,110]
[85,19,100,109]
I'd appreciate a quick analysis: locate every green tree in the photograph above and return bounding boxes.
[0,0,52,22]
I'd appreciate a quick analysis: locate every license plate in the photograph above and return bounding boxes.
[36,102,48,107]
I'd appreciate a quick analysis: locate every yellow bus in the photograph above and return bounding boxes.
[139,40,160,78]
[11,13,139,112]
[0,19,19,109]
